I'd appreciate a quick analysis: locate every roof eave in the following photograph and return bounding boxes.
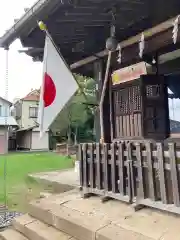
[0,97,12,106]
[0,0,64,48]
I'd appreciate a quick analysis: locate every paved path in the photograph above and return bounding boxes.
[29,169,79,189]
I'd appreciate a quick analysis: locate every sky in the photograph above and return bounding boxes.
[169,98,180,120]
[0,0,179,120]
[0,0,42,102]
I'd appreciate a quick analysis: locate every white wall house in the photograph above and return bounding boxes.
[0,97,18,154]
[14,89,49,151]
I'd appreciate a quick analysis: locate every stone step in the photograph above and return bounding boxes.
[28,198,111,240]
[13,214,73,240]
[0,189,163,240]
[0,229,28,240]
[27,194,154,240]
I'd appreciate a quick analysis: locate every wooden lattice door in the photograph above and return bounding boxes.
[112,74,170,140]
[142,75,170,139]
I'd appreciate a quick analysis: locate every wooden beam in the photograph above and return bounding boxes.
[70,15,179,70]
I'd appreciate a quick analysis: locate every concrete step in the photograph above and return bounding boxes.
[28,198,110,240]
[27,193,154,240]
[1,189,174,240]
[13,214,73,240]
[0,229,28,240]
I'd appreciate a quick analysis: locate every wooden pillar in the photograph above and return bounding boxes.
[93,60,111,143]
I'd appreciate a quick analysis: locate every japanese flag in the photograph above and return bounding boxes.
[38,35,78,136]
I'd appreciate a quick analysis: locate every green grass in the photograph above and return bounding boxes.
[0,152,73,212]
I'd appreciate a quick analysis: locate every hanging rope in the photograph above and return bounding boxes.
[99,51,112,143]
[99,10,117,143]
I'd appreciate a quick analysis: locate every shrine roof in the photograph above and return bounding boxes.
[1,0,180,76]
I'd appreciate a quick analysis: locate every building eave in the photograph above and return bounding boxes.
[1,0,180,74]
[0,97,12,106]
[0,0,66,48]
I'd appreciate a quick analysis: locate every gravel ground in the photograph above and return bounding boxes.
[0,211,22,229]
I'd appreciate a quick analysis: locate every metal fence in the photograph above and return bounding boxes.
[78,141,180,214]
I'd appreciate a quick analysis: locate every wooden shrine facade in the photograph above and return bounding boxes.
[93,61,171,143]
[77,13,180,214]
[78,26,180,214]
[79,54,180,214]
[111,64,170,141]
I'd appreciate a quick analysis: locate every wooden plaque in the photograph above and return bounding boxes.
[112,62,152,85]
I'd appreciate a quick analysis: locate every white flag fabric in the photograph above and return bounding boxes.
[38,35,78,136]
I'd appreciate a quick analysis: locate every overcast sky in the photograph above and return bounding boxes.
[0,0,179,120]
[0,0,42,102]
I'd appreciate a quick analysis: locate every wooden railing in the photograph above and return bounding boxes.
[78,141,180,214]
[56,143,77,156]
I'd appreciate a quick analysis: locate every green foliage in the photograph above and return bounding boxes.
[50,74,97,143]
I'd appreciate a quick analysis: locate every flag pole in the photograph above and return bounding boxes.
[39,39,48,137]
[38,21,88,102]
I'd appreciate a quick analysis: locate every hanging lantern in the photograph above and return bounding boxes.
[172,15,180,44]
[139,33,145,58]
[117,44,122,63]
[106,37,118,52]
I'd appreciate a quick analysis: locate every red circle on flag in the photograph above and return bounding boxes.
[43,73,56,107]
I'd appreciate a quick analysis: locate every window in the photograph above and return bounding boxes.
[0,105,2,116]
[29,107,38,118]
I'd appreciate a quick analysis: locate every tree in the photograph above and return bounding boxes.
[50,74,97,145]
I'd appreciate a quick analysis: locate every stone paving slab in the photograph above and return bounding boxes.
[0,229,28,240]
[114,208,180,240]
[28,191,180,240]
[13,214,73,240]
[29,199,111,240]
[96,224,154,240]
[62,195,134,220]
[29,169,79,189]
